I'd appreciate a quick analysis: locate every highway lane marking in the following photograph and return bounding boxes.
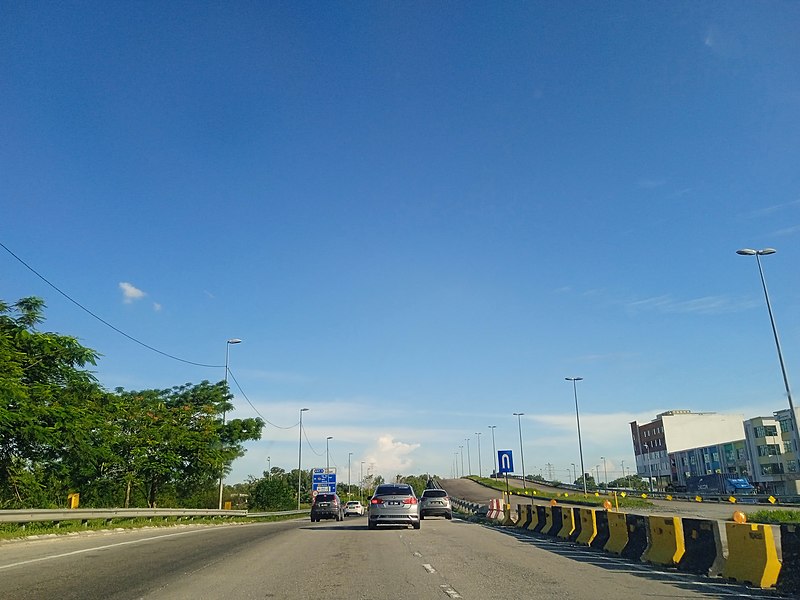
[413,551,423,557]
[422,563,436,573]
[0,528,214,571]
[440,584,462,598]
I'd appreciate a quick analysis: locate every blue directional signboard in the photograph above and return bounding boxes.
[497,450,514,474]
[312,468,337,494]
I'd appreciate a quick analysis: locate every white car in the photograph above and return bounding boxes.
[344,500,365,516]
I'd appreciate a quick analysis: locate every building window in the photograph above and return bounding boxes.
[757,444,782,457]
[765,425,778,437]
[788,460,798,473]
[785,441,794,454]
[754,426,765,438]
[780,420,792,433]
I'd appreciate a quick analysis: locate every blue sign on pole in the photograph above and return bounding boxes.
[497,450,514,474]
[312,468,337,494]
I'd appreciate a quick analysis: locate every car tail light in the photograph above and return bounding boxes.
[371,498,383,505]
[403,497,418,505]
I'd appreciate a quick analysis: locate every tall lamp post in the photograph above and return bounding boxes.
[565,377,587,495]
[454,452,459,478]
[348,452,353,499]
[475,432,482,478]
[571,462,577,484]
[267,456,271,478]
[465,438,471,476]
[489,426,498,477]
[219,338,242,510]
[513,413,526,488]
[297,408,309,510]
[326,436,333,472]
[601,456,607,488]
[737,248,800,461]
[459,445,464,478]
[360,461,365,502]
[643,442,654,492]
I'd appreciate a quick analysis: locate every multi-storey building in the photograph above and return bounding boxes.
[629,410,746,491]
[670,439,751,488]
[743,408,800,494]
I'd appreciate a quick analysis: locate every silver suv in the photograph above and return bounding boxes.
[368,483,420,530]
[419,488,452,520]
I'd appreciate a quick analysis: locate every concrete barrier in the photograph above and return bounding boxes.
[644,516,685,567]
[532,505,548,533]
[568,506,583,542]
[777,524,800,596]
[516,504,532,529]
[557,506,576,540]
[487,499,502,520]
[621,513,649,561]
[576,508,597,546]
[501,504,515,525]
[604,511,628,555]
[545,505,563,536]
[723,522,781,588]
[590,510,610,550]
[678,518,724,577]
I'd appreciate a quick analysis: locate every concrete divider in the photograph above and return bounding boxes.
[723,522,781,588]
[604,511,628,555]
[621,513,649,561]
[576,508,597,546]
[590,510,610,549]
[545,505,563,536]
[516,505,532,529]
[777,524,800,596]
[644,516,685,566]
[527,504,542,532]
[532,505,548,533]
[568,507,583,542]
[678,518,724,577]
[501,504,515,525]
[557,506,576,540]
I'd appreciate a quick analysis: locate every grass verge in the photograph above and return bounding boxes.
[0,513,305,541]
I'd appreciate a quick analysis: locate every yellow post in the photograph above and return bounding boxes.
[67,493,80,509]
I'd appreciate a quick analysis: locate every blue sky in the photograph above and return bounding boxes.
[3,2,800,485]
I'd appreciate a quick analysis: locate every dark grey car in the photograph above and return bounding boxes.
[419,488,452,520]
[310,493,344,522]
[368,484,420,530]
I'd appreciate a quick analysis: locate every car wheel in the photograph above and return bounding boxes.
[368,520,377,530]
[420,514,424,520]
[412,521,421,530]
[446,512,452,520]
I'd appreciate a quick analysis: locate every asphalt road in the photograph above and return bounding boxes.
[440,477,769,521]
[0,511,783,599]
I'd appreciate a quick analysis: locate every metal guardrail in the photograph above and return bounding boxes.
[0,507,308,525]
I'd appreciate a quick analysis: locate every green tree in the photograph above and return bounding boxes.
[0,297,101,508]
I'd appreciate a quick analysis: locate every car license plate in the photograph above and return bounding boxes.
[388,501,401,505]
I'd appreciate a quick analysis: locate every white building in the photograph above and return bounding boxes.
[743,408,800,495]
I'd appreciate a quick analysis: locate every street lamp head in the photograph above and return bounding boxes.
[565,376,583,382]
[300,407,309,412]
[737,248,776,256]
[227,338,242,344]
[513,412,524,417]
[488,425,496,429]
[327,436,333,440]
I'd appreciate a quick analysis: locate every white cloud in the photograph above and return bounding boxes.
[626,294,756,315]
[153,302,162,312]
[119,282,146,303]
[363,435,421,478]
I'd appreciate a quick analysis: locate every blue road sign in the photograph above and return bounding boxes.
[312,468,337,494]
[497,450,514,474]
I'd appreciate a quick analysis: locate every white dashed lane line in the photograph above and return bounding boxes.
[440,583,463,598]
[422,563,436,573]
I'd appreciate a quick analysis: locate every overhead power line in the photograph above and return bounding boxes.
[1,241,222,368]
[227,368,297,430]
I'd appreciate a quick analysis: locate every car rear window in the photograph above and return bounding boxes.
[346,501,359,506]
[374,485,413,496]
[315,494,336,503]
[422,490,447,498]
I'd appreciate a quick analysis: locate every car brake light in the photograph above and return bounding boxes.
[371,498,383,504]
[403,497,417,505]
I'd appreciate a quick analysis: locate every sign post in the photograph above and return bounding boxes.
[497,450,514,506]
[312,467,337,495]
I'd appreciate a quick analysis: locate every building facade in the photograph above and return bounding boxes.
[630,410,746,491]
[743,408,800,494]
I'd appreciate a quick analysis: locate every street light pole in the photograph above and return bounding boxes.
[601,456,607,488]
[267,456,271,478]
[219,338,242,510]
[643,442,654,492]
[326,436,333,473]
[360,461,365,502]
[513,413,526,489]
[489,426,498,477]
[737,248,800,463]
[475,432,482,478]
[348,452,352,500]
[571,463,577,484]
[465,438,471,476]
[566,377,587,495]
[297,408,309,510]
[459,445,464,478]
